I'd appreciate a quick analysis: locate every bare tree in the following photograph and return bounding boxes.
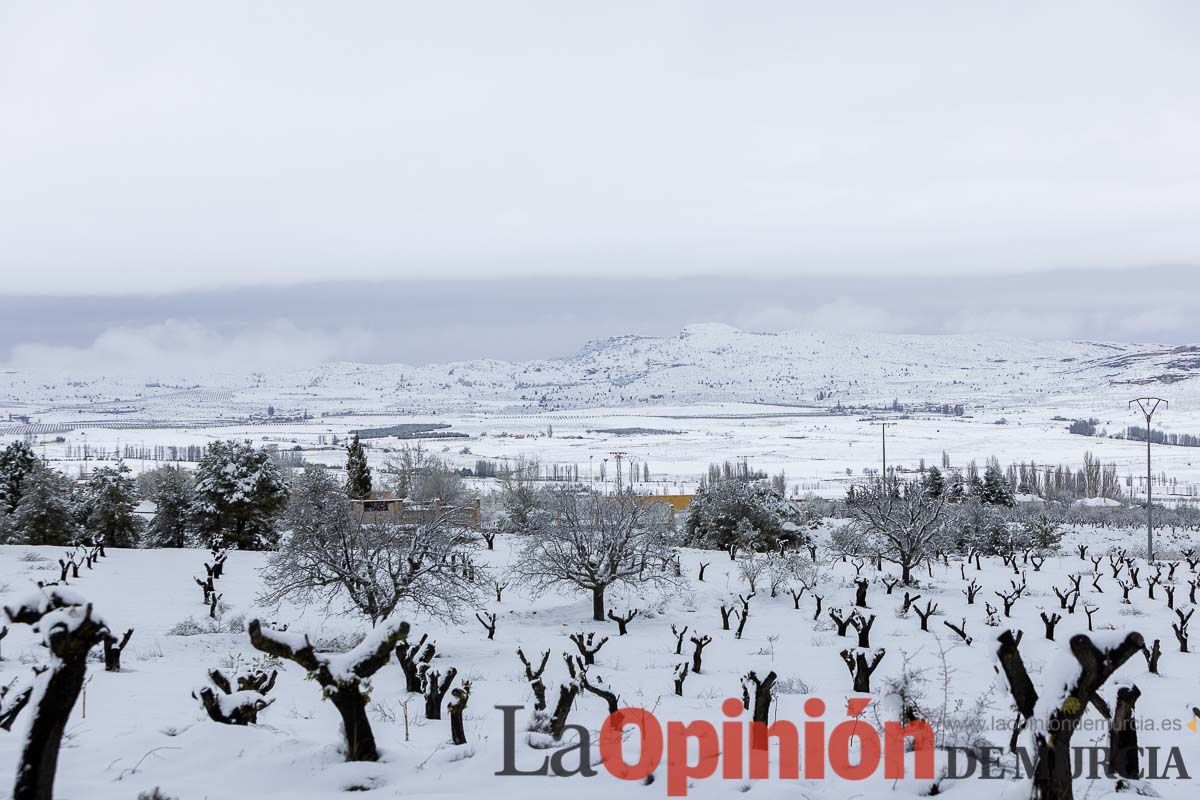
[996,629,1143,800]
[195,668,277,725]
[845,478,946,585]
[736,551,770,593]
[498,455,545,532]
[510,490,679,621]
[516,648,550,710]
[4,588,112,800]
[260,468,480,624]
[248,616,409,761]
[385,443,473,508]
[101,627,134,672]
[448,681,472,745]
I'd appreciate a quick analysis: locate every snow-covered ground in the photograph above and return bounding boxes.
[1,522,1197,799]
[3,326,1200,798]
[5,325,1200,420]
[6,325,1200,499]
[11,402,1200,505]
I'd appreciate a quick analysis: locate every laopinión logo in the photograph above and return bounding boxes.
[496,698,1194,796]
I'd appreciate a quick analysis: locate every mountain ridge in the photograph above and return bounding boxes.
[3,325,1197,420]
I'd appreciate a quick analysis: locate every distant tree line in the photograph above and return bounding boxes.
[919,452,1123,504]
[353,422,462,440]
[699,459,767,487]
[1120,426,1200,448]
[1067,418,1101,436]
[0,439,291,550]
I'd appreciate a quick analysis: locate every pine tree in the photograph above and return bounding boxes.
[946,470,965,501]
[0,440,37,513]
[85,461,143,547]
[142,465,196,548]
[191,440,289,550]
[0,504,14,545]
[925,466,944,498]
[980,462,1015,507]
[685,478,809,551]
[12,462,76,546]
[345,434,372,500]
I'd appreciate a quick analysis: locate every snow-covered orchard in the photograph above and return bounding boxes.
[0,501,1197,799]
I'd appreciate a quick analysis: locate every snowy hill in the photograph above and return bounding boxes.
[2,325,1198,424]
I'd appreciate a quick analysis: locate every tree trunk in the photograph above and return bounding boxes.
[1033,732,1073,800]
[746,672,777,750]
[14,658,87,800]
[1108,685,1141,780]
[549,685,580,740]
[425,693,442,720]
[330,686,378,762]
[450,708,466,745]
[591,586,605,622]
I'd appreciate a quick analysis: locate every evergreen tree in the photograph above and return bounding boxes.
[85,461,142,547]
[980,462,1015,507]
[191,440,289,550]
[951,498,1012,554]
[141,465,196,548]
[1023,513,1064,549]
[12,462,76,546]
[685,478,810,551]
[945,469,966,501]
[0,440,38,513]
[345,434,372,500]
[925,466,944,498]
[0,504,14,545]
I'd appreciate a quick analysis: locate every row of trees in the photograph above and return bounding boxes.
[0,442,144,548]
[922,452,1123,504]
[1122,425,1200,448]
[839,475,1072,584]
[0,434,483,551]
[0,440,290,550]
[262,458,680,626]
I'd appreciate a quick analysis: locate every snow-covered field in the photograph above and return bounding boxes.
[11,403,1200,506]
[3,326,1200,799]
[7,325,1200,499]
[1,521,1197,800]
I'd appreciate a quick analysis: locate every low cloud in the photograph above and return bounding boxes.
[7,319,376,376]
[735,298,905,335]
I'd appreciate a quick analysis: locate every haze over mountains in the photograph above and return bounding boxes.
[3,324,1198,424]
[2,267,1198,368]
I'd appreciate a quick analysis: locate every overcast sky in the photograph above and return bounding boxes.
[2,1,1199,295]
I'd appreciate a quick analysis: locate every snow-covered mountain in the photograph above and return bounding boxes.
[4,324,1199,423]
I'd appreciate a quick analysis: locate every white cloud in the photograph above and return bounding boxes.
[940,308,1084,341]
[6,320,375,376]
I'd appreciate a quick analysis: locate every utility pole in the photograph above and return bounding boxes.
[869,420,889,483]
[1130,397,1167,561]
[610,451,627,495]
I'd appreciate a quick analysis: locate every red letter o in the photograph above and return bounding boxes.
[600,708,663,781]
